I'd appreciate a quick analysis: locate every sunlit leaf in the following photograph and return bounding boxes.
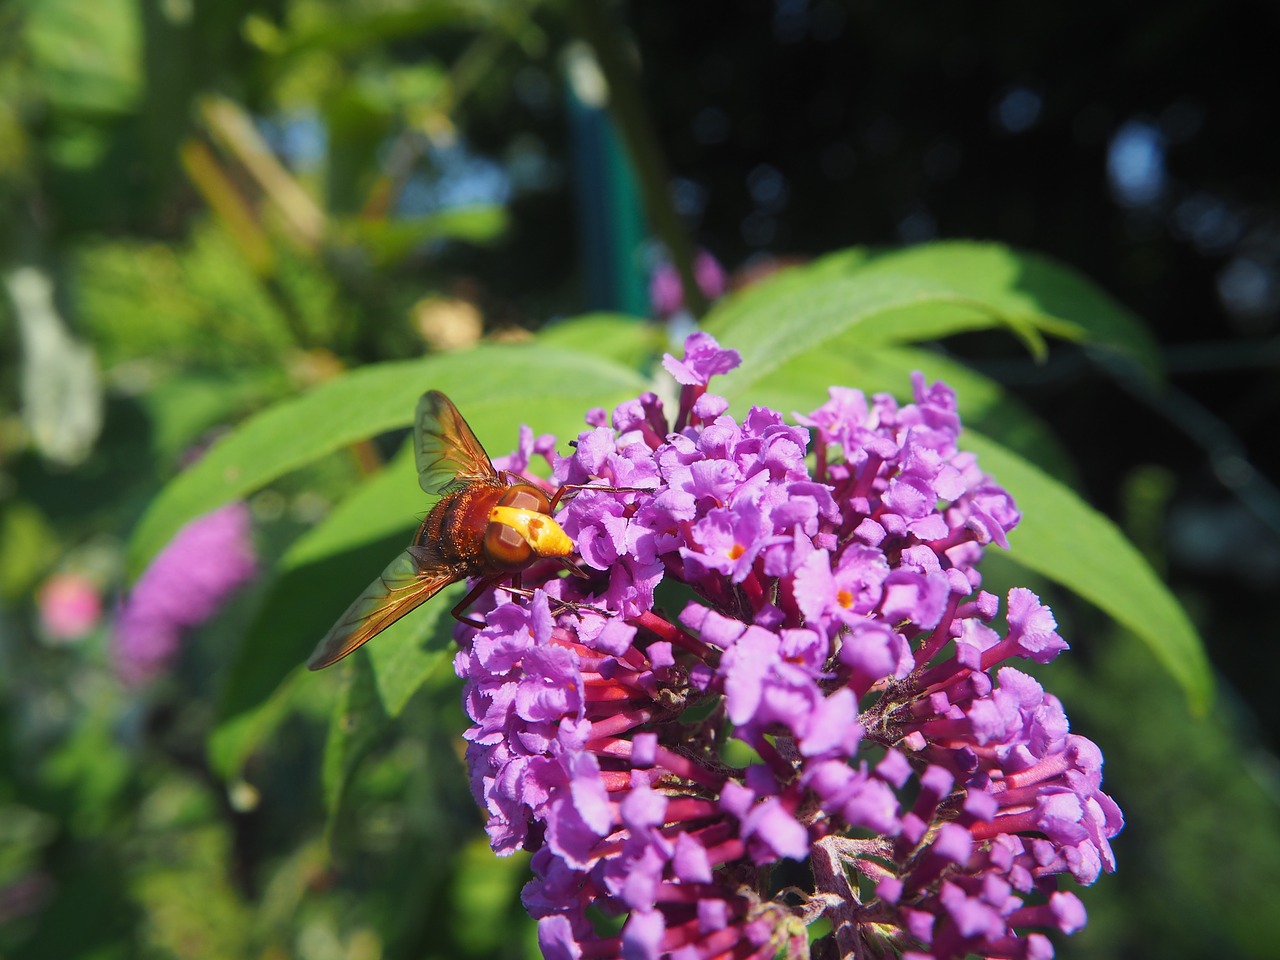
[705,240,1162,387]
[322,660,376,819]
[24,0,142,116]
[205,350,648,777]
[322,654,391,822]
[318,569,454,821]
[537,313,662,370]
[259,2,485,62]
[450,837,533,954]
[0,501,61,601]
[364,586,457,719]
[706,267,1044,388]
[125,343,649,579]
[847,241,1161,376]
[137,370,285,463]
[210,446,429,778]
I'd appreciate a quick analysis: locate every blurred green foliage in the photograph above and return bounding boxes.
[1,2,1277,959]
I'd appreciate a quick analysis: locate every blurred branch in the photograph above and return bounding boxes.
[1162,338,1280,375]
[179,139,313,350]
[566,0,706,317]
[179,140,277,275]
[447,0,541,112]
[359,133,427,223]
[200,96,326,252]
[1102,353,1280,540]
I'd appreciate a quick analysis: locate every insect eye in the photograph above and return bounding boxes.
[499,484,553,514]
[483,519,534,571]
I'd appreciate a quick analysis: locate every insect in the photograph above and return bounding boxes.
[307,390,580,670]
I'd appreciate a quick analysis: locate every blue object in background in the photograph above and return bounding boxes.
[564,43,649,317]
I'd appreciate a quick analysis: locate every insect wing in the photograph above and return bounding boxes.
[415,390,499,495]
[306,550,459,670]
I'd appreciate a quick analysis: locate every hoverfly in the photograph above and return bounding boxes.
[307,390,579,670]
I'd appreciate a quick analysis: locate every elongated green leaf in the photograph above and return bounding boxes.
[705,270,1048,392]
[126,343,649,579]
[26,0,142,116]
[209,447,423,778]
[319,603,456,820]
[962,432,1212,712]
[208,671,304,784]
[846,242,1161,377]
[322,654,390,822]
[137,369,285,463]
[363,589,457,717]
[311,501,456,819]
[705,241,1162,388]
[267,1,483,61]
[537,313,663,370]
[450,837,533,954]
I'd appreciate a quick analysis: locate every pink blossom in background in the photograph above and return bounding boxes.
[113,501,257,686]
[649,250,727,317]
[37,572,102,641]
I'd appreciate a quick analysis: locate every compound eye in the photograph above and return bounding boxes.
[483,520,533,571]
[499,484,552,514]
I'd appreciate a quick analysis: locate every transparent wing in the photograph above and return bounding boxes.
[306,550,459,670]
[415,390,499,495]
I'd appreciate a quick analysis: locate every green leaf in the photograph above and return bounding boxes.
[25,0,142,116]
[322,654,391,821]
[126,343,650,580]
[137,369,285,463]
[317,559,452,820]
[363,583,457,718]
[962,432,1213,712]
[704,240,1162,388]
[259,1,485,62]
[706,268,1039,392]
[209,447,423,778]
[450,837,532,955]
[847,241,1161,377]
[207,671,302,783]
[537,313,663,370]
[0,500,61,601]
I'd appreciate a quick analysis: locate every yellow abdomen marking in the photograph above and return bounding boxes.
[489,505,574,558]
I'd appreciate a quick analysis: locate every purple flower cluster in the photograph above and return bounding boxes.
[454,333,1122,960]
[114,502,257,686]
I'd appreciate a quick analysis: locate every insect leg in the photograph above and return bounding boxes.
[451,575,503,628]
